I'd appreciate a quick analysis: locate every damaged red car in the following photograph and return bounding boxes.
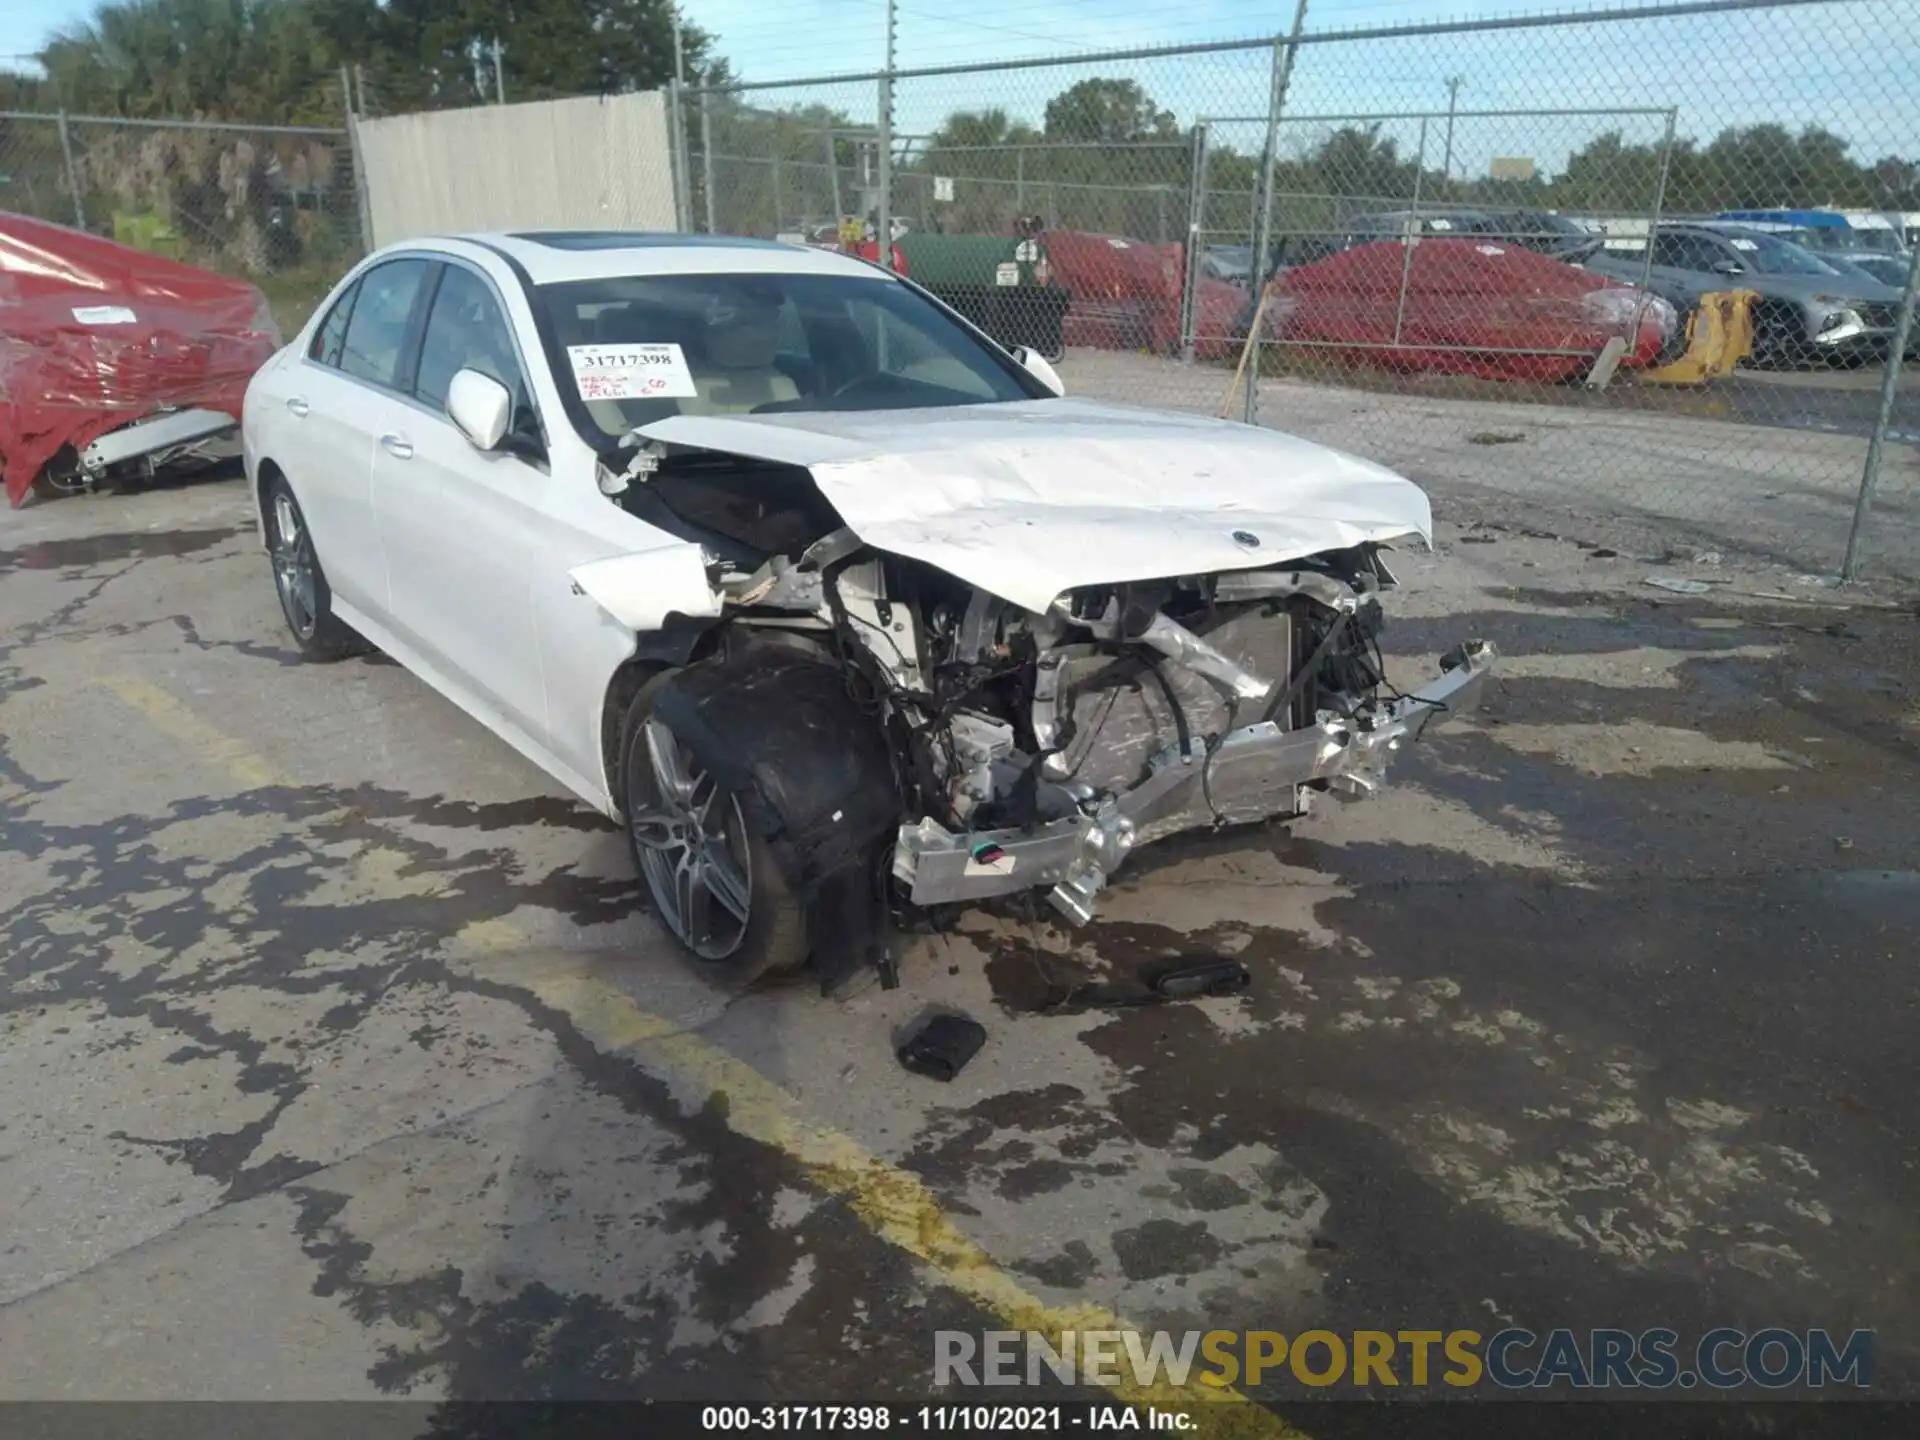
[0,213,281,505]
[1273,237,1674,382]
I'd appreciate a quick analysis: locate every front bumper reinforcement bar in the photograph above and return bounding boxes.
[892,638,1497,924]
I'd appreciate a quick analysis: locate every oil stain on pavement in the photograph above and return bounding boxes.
[2,489,1918,1426]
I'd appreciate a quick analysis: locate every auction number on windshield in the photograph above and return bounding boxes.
[567,341,698,400]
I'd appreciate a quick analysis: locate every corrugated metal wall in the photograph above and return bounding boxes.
[355,91,677,247]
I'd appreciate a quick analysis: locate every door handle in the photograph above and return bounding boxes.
[285,396,310,417]
[379,433,414,460]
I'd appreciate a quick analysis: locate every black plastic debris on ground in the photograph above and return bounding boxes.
[897,1013,988,1082]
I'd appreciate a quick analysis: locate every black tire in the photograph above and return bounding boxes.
[262,471,368,661]
[619,682,810,989]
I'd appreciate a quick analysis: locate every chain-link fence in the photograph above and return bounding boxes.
[679,0,1920,586]
[0,110,366,335]
[7,0,1920,584]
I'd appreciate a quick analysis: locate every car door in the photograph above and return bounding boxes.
[1635,233,1709,306]
[271,259,429,616]
[366,259,552,752]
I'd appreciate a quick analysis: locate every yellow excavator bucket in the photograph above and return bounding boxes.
[1639,289,1756,384]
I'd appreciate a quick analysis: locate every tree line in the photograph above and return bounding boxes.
[2,0,722,124]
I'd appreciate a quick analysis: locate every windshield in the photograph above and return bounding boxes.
[1717,230,1842,276]
[1785,224,1905,258]
[537,271,1045,443]
[1845,226,1907,255]
[1521,212,1590,237]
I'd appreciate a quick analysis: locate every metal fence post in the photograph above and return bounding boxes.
[1016,147,1025,210]
[1391,117,1430,347]
[825,128,845,227]
[344,114,376,254]
[667,80,691,231]
[1243,0,1310,426]
[1843,242,1920,580]
[55,111,86,230]
[698,89,717,234]
[336,65,375,254]
[876,0,896,270]
[772,153,784,234]
[1179,121,1210,365]
[1630,108,1679,332]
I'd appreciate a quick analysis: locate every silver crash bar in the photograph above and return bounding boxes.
[893,639,1497,924]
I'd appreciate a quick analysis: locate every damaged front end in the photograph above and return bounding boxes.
[624,497,1494,931]
[860,549,1496,925]
[589,415,1493,959]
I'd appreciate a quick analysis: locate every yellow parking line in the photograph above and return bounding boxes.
[100,676,284,790]
[101,675,1305,1436]
[463,952,1305,1434]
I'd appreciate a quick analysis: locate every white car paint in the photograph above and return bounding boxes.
[243,231,1435,820]
[639,400,1430,615]
[568,547,722,632]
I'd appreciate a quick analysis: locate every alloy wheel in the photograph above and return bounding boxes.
[628,718,753,960]
[270,491,318,639]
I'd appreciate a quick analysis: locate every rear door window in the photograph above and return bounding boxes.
[1650,234,1696,270]
[309,280,359,367]
[339,258,430,390]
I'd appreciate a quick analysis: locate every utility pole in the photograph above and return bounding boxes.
[491,39,505,104]
[1442,75,1464,188]
[875,0,896,269]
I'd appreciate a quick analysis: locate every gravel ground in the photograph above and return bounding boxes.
[1057,347,1920,588]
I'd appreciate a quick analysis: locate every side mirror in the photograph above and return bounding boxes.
[447,368,512,450]
[1012,346,1065,397]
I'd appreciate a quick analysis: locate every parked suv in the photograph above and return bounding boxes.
[1716,209,1912,288]
[1582,221,1908,365]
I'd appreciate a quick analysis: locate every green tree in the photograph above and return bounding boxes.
[1548,130,1688,213]
[1869,156,1920,210]
[32,0,720,121]
[317,0,721,113]
[40,0,343,123]
[703,98,860,235]
[909,108,1042,232]
[1300,125,1420,208]
[1042,78,1176,143]
[1691,123,1870,208]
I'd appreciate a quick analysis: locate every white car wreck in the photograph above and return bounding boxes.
[242,232,1494,990]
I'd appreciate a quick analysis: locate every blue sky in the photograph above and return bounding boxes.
[6,0,1918,177]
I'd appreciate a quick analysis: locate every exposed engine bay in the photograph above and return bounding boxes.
[601,440,1496,931]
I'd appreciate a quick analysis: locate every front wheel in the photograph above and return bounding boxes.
[620,696,809,988]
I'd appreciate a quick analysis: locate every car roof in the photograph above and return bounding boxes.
[434,230,889,285]
[1717,208,1850,228]
[1357,207,1492,222]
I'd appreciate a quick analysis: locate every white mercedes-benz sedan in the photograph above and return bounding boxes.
[242,231,1494,990]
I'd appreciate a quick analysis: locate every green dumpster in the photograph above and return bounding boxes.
[896,233,1068,361]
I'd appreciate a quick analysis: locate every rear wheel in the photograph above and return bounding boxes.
[263,472,367,661]
[620,693,810,988]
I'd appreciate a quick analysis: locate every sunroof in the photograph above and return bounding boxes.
[511,231,797,252]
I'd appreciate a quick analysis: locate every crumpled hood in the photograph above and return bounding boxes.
[638,397,1431,613]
